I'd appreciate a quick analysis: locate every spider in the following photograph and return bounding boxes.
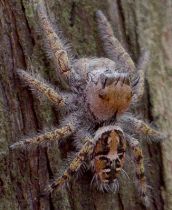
[10,4,165,206]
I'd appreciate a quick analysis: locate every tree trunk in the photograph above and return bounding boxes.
[0,0,172,210]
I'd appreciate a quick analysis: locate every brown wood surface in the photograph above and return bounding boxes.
[0,0,172,210]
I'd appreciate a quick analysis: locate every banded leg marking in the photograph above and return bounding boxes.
[127,135,150,205]
[17,69,64,107]
[120,116,166,141]
[43,141,94,194]
[10,125,74,150]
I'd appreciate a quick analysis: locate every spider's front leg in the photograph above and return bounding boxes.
[126,135,150,206]
[42,140,94,195]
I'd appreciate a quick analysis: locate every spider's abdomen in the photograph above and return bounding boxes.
[86,77,132,122]
[72,58,132,122]
[91,126,126,190]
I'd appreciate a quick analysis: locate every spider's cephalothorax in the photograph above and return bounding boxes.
[91,126,126,191]
[10,5,165,207]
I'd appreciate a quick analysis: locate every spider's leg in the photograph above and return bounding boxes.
[37,4,72,87]
[43,140,94,195]
[17,69,65,107]
[132,51,150,104]
[10,124,75,150]
[126,134,150,206]
[96,10,135,72]
[119,115,166,141]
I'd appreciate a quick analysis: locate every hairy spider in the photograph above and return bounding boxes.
[10,4,165,206]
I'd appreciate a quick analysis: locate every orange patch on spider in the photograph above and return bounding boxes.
[86,78,132,121]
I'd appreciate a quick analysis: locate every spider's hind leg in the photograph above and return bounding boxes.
[36,4,73,87]
[126,135,151,207]
[96,10,135,72]
[132,50,150,104]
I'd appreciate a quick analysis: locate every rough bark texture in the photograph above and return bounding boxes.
[0,0,172,210]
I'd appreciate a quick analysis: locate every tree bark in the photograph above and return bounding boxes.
[0,0,172,210]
